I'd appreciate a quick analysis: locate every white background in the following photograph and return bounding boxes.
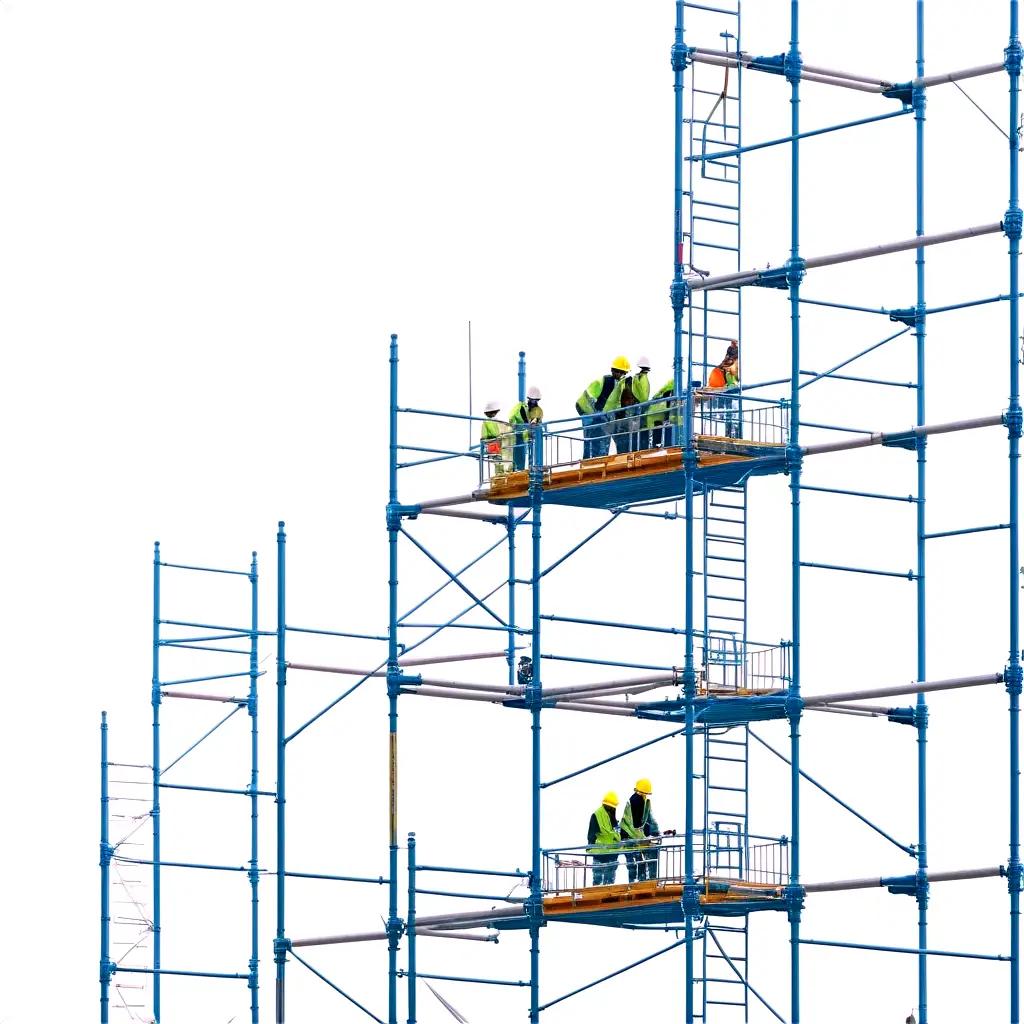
[0,1,1019,1021]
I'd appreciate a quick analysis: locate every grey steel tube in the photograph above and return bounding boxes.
[539,673,677,696]
[804,673,1002,707]
[807,705,884,718]
[805,866,1004,894]
[688,223,1003,292]
[542,681,674,702]
[292,906,527,947]
[416,494,483,510]
[688,50,886,93]
[914,62,1006,89]
[160,691,243,703]
[551,701,636,717]
[416,929,499,942]
[690,46,894,88]
[802,415,1003,456]
[419,508,509,523]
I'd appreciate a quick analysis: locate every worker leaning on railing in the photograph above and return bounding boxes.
[620,778,662,883]
[576,357,631,460]
[507,387,543,471]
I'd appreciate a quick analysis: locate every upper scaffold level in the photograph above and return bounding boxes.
[484,438,786,510]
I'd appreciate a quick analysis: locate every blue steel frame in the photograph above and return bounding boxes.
[99,3,1023,1022]
[100,547,267,1022]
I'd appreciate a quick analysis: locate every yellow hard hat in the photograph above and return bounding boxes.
[611,355,631,372]
[602,791,619,808]
[635,778,653,795]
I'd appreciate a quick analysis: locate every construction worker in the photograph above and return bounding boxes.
[707,342,740,439]
[647,379,675,448]
[631,355,652,451]
[611,375,637,455]
[620,778,661,882]
[480,399,508,478]
[576,357,630,460]
[508,387,543,472]
[587,791,621,886]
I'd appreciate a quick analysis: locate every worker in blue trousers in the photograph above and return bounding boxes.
[587,791,621,885]
[620,778,664,882]
[508,387,543,471]
[576,357,630,459]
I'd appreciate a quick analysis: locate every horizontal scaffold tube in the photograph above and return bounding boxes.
[805,866,1004,893]
[690,48,1004,94]
[688,49,889,93]
[802,414,1003,456]
[292,906,527,947]
[416,929,499,942]
[287,649,516,676]
[804,673,1002,707]
[687,223,1003,292]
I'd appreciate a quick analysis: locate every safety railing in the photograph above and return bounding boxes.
[477,390,790,486]
[702,638,791,694]
[540,830,789,895]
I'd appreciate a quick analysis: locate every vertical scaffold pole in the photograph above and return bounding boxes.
[388,333,402,1024]
[528,422,543,1023]
[275,522,287,1024]
[1006,4,1023,1021]
[785,2,804,1021]
[100,711,111,1024]
[509,352,525,689]
[151,542,162,1023]
[407,832,417,1024]
[913,3,930,1020]
[248,552,260,1022]
[670,5,694,1015]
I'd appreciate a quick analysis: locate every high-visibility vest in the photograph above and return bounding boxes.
[577,376,625,416]
[620,797,651,842]
[481,418,505,455]
[708,365,739,389]
[587,805,621,855]
[509,401,543,427]
[646,380,675,428]
[631,371,651,405]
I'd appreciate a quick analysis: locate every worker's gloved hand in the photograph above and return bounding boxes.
[662,829,677,837]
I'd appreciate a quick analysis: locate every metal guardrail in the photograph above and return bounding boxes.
[477,392,790,485]
[541,831,789,895]
[703,639,791,694]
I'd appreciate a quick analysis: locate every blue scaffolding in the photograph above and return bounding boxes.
[98,2,1023,1021]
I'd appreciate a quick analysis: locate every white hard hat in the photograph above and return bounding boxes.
[637,354,652,370]
[527,386,542,401]
[483,398,501,414]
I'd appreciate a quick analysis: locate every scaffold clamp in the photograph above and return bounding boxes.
[1004,206,1023,241]
[682,883,703,916]
[1005,39,1023,76]
[670,278,690,312]
[883,81,915,106]
[1004,663,1023,696]
[386,503,420,531]
[783,884,805,923]
[273,937,292,959]
[887,307,920,327]
[1005,405,1024,439]
[749,53,785,77]
[670,43,692,73]
[1007,860,1023,894]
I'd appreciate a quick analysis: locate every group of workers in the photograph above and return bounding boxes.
[480,345,740,474]
[586,779,675,886]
